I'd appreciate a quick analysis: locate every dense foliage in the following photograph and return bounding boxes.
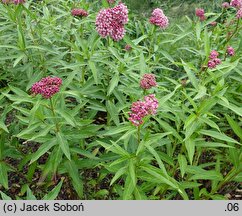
[0,0,241,200]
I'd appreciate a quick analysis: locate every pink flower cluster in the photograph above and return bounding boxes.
[140,74,157,90]
[31,76,62,99]
[208,50,221,69]
[71,8,88,17]
[95,2,128,41]
[2,0,25,4]
[149,8,169,29]
[230,0,242,8]
[222,2,230,8]
[227,46,235,56]
[13,0,24,3]
[237,7,242,18]
[125,44,132,51]
[195,8,206,21]
[129,94,158,126]
[210,21,217,26]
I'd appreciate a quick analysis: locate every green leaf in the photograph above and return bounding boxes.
[160,50,174,63]
[139,51,147,75]
[195,21,201,41]
[70,148,99,160]
[42,179,63,200]
[17,122,42,138]
[65,160,83,198]
[218,100,242,117]
[200,130,240,144]
[153,117,183,142]
[0,162,9,189]
[185,120,201,140]
[185,138,195,165]
[197,97,218,115]
[123,35,136,48]
[101,0,109,8]
[56,109,76,127]
[110,166,127,186]
[133,35,148,45]
[145,144,168,177]
[0,120,9,133]
[189,170,223,181]
[98,141,129,157]
[28,125,54,141]
[128,159,136,187]
[9,85,30,97]
[181,59,198,90]
[178,154,187,178]
[199,116,220,132]
[107,73,119,96]
[0,191,12,200]
[123,175,134,200]
[26,186,37,200]
[193,86,207,100]
[30,139,56,164]
[141,165,178,189]
[57,132,71,160]
[108,47,125,64]
[106,100,119,125]
[101,124,133,136]
[196,142,234,148]
[88,61,98,85]
[225,115,242,140]
[204,27,210,57]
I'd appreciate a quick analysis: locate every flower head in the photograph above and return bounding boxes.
[210,21,217,26]
[222,2,230,8]
[195,8,206,21]
[209,50,219,59]
[208,60,217,69]
[2,0,25,3]
[1,0,11,3]
[31,76,62,99]
[230,0,242,8]
[208,50,222,69]
[95,2,128,41]
[129,100,149,126]
[207,58,222,69]
[195,8,205,17]
[128,94,158,126]
[125,44,132,51]
[71,8,88,17]
[227,46,235,56]
[13,0,25,4]
[140,74,157,90]
[236,7,242,18]
[144,94,159,115]
[149,8,169,29]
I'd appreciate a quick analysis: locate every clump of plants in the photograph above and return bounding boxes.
[0,0,241,200]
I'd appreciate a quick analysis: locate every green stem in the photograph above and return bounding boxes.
[225,19,240,46]
[223,19,240,60]
[49,98,60,132]
[137,126,141,145]
[215,167,242,193]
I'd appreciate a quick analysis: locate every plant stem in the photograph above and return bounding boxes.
[215,167,242,193]
[225,19,240,46]
[223,19,240,60]
[49,98,60,132]
[137,125,141,145]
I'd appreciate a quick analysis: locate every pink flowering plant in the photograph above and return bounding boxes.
[0,0,241,200]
